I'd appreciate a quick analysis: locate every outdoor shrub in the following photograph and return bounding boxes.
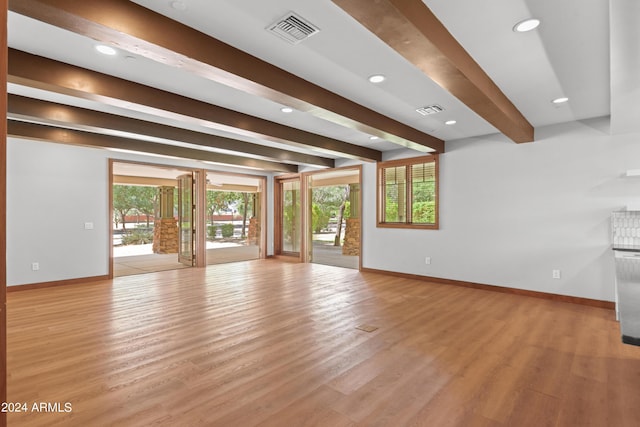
[412,201,436,224]
[121,229,154,245]
[208,225,218,239]
[312,204,330,233]
[221,223,234,238]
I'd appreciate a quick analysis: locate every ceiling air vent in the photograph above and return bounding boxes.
[267,12,320,44]
[416,105,444,116]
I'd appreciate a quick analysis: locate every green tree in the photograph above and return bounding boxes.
[385,201,399,222]
[412,201,436,223]
[113,185,158,231]
[206,190,233,224]
[411,179,435,223]
[311,185,350,246]
[130,186,157,227]
[238,192,251,238]
[113,185,134,232]
[343,201,351,220]
[312,204,330,233]
[206,190,255,239]
[282,186,300,251]
[333,186,350,246]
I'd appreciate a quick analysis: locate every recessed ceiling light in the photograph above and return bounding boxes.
[369,136,379,140]
[170,1,187,11]
[513,18,540,32]
[280,107,293,113]
[95,45,117,56]
[368,74,386,83]
[552,97,569,104]
[445,120,457,125]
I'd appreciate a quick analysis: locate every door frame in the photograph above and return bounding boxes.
[178,170,209,268]
[274,173,304,260]
[302,165,362,270]
[274,165,362,270]
[177,172,196,266]
[109,160,267,277]
[109,160,206,277]
[203,170,267,264]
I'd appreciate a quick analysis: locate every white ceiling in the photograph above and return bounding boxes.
[6,0,628,170]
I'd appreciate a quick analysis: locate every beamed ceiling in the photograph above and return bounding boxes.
[6,0,634,172]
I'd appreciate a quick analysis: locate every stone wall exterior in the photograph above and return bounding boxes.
[342,218,360,256]
[248,217,260,245]
[153,218,178,254]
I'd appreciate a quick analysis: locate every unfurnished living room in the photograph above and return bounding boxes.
[2,1,640,426]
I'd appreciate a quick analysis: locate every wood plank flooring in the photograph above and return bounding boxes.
[6,260,640,426]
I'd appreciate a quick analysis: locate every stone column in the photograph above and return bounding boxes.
[248,217,260,245]
[158,186,174,219]
[153,186,179,254]
[342,218,361,256]
[343,184,360,256]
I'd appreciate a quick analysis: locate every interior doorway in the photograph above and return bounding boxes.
[111,162,196,277]
[306,167,361,269]
[111,161,266,277]
[274,167,361,269]
[274,175,302,258]
[204,172,265,265]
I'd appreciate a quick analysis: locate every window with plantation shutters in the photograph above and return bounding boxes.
[377,155,438,229]
[383,165,406,222]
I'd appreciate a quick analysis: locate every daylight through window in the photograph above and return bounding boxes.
[377,155,438,229]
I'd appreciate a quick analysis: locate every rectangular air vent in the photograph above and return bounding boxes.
[267,12,320,44]
[416,105,444,116]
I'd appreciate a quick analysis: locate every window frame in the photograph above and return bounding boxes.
[376,154,439,229]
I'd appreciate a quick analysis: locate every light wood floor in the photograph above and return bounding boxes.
[6,261,640,426]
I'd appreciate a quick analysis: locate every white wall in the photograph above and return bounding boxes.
[362,117,640,301]
[7,139,109,285]
[7,138,274,286]
[10,117,640,300]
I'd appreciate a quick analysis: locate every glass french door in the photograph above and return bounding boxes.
[178,173,195,266]
[278,178,302,255]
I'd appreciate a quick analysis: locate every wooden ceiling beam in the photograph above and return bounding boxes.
[8,49,381,162]
[332,0,534,143]
[8,0,444,153]
[7,94,334,168]
[7,120,298,173]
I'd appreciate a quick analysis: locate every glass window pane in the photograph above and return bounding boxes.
[282,180,301,252]
[377,155,438,229]
[383,166,406,222]
[411,162,436,224]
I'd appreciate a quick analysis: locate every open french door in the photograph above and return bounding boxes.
[178,172,195,266]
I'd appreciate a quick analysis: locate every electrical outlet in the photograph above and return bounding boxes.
[425,257,431,265]
[31,262,40,271]
[84,222,94,230]
[552,269,561,279]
